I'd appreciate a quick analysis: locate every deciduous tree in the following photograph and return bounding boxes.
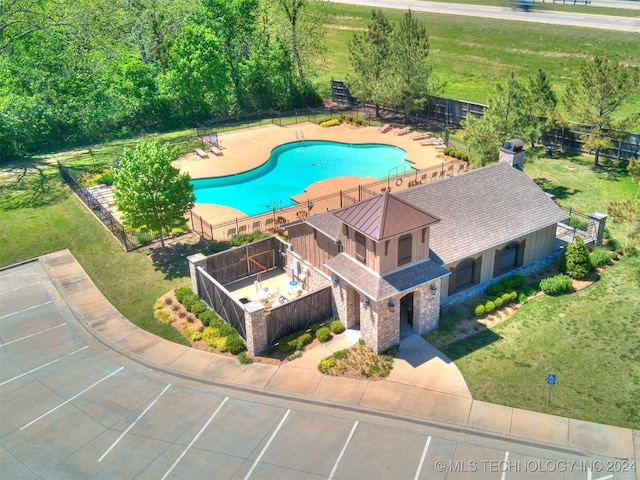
[113,140,195,250]
[562,56,640,167]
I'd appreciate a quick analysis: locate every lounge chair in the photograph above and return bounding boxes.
[395,126,412,136]
[210,145,223,156]
[378,124,391,133]
[410,132,430,141]
[195,148,208,158]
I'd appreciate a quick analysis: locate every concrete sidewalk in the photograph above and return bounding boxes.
[40,249,639,464]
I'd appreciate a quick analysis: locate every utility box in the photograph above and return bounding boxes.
[499,138,525,170]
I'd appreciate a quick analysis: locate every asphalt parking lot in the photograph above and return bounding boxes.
[1,258,637,479]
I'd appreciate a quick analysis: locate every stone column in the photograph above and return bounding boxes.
[244,302,268,355]
[588,212,608,247]
[414,281,441,334]
[187,253,207,295]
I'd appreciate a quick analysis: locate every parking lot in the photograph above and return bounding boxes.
[1,258,637,479]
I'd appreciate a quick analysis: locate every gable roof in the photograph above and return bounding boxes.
[332,192,440,241]
[395,162,567,264]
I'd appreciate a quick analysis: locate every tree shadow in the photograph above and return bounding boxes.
[0,158,68,210]
[147,236,230,280]
[532,177,580,201]
[593,158,630,182]
[441,329,502,361]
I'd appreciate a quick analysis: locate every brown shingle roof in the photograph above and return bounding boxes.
[324,253,450,301]
[332,192,439,241]
[396,162,567,264]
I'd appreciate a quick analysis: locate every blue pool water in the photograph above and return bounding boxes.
[192,140,411,216]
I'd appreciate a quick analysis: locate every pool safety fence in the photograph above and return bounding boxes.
[189,159,469,241]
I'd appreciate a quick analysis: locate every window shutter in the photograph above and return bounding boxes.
[473,256,482,284]
[516,239,526,267]
[494,248,502,277]
[448,266,458,296]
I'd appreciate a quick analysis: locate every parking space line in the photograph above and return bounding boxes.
[501,451,509,480]
[328,420,359,480]
[0,345,89,386]
[2,322,67,346]
[0,280,40,295]
[20,366,125,430]
[0,301,53,321]
[244,409,291,480]
[99,383,171,462]
[161,396,228,480]
[413,435,432,480]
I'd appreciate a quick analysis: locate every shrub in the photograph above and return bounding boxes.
[461,153,470,162]
[493,297,503,309]
[175,286,194,303]
[277,331,312,353]
[540,274,572,295]
[518,292,528,304]
[316,327,332,342]
[559,238,592,279]
[154,309,172,324]
[198,310,215,327]
[353,117,363,125]
[502,274,526,290]
[189,299,208,316]
[136,230,154,244]
[567,216,589,231]
[309,323,322,333]
[472,303,486,317]
[485,283,504,297]
[318,358,337,373]
[519,283,539,297]
[225,333,246,354]
[320,118,341,128]
[501,292,513,304]
[201,327,220,347]
[238,352,253,364]
[590,247,612,268]
[329,320,345,334]
[484,300,496,313]
[180,323,202,341]
[443,147,452,156]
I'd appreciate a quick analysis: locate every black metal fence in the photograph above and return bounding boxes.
[58,161,162,251]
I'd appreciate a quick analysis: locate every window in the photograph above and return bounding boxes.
[355,232,366,263]
[494,241,526,276]
[398,234,412,266]
[448,257,482,295]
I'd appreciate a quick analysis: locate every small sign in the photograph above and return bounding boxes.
[547,373,557,385]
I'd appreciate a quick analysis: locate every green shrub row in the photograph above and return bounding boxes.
[471,290,519,317]
[539,274,573,295]
[277,318,345,351]
[340,114,364,125]
[173,286,246,354]
[230,230,270,247]
[485,274,526,297]
[443,147,469,162]
[277,331,313,353]
[590,247,615,268]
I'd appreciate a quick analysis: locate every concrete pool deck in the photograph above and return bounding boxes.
[173,122,448,224]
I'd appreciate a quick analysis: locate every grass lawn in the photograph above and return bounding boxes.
[443,255,640,429]
[321,5,640,117]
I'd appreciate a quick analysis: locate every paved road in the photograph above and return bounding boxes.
[327,0,640,32]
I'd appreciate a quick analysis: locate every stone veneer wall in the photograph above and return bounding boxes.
[370,299,396,354]
[441,249,562,309]
[413,282,441,334]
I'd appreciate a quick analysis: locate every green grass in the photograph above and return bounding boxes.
[321,5,640,117]
[443,255,640,429]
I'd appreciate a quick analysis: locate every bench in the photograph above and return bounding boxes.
[195,148,208,158]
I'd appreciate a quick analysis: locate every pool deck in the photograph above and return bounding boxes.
[173,122,447,224]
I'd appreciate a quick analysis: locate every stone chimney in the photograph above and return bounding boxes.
[499,139,525,170]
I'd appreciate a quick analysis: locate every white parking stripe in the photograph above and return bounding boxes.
[413,436,432,480]
[20,366,124,430]
[244,409,291,480]
[0,345,89,386]
[0,280,40,295]
[501,451,509,480]
[161,396,228,480]
[0,301,54,321]
[2,322,67,346]
[99,384,171,462]
[328,420,359,480]
[595,475,613,480]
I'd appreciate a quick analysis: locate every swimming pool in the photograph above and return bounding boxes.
[192,140,412,216]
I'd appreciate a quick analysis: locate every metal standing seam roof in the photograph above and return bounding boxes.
[395,162,568,264]
[332,191,440,241]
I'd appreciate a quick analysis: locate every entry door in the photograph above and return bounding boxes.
[400,292,414,326]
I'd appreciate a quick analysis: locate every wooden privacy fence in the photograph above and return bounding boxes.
[196,267,247,339]
[202,236,287,284]
[265,287,333,347]
[189,159,469,241]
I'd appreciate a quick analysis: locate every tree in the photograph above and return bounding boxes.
[374,9,438,116]
[523,68,557,147]
[559,238,592,280]
[562,56,640,167]
[463,72,530,166]
[113,140,195,250]
[345,9,393,117]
